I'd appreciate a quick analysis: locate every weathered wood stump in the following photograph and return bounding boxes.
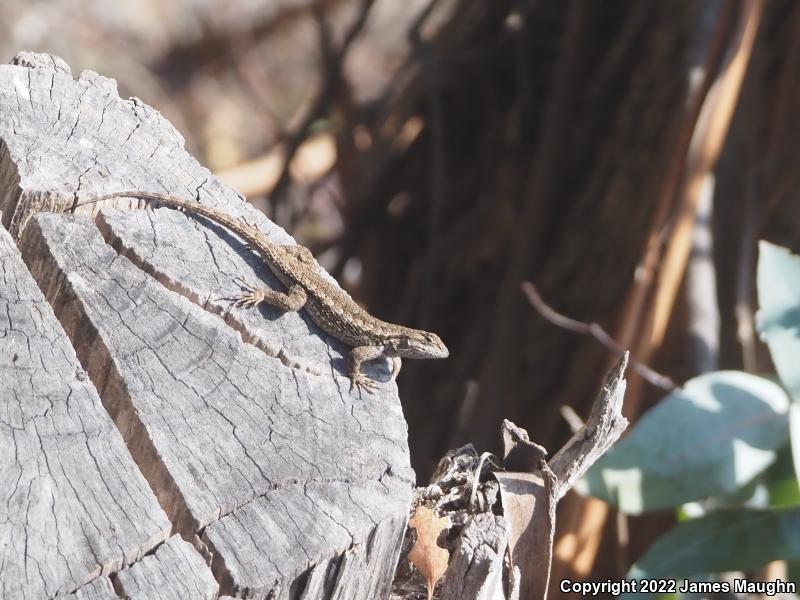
[0,51,412,599]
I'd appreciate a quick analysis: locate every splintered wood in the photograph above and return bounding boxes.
[418,357,628,600]
[0,52,412,599]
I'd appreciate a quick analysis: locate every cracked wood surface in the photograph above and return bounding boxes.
[114,536,219,599]
[94,208,360,381]
[0,223,171,598]
[56,576,119,600]
[0,52,413,599]
[56,537,219,600]
[440,514,510,600]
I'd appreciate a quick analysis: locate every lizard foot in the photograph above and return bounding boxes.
[230,277,265,309]
[349,372,380,395]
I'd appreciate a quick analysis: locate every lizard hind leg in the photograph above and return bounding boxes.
[230,277,307,311]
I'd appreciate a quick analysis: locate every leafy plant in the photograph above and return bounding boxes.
[575,371,789,513]
[579,241,800,588]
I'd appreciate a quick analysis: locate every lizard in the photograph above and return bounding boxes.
[67,191,449,393]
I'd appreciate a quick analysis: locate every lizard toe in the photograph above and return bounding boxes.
[231,292,262,309]
[351,374,379,395]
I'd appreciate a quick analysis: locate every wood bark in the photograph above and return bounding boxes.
[0,51,411,599]
[423,356,627,600]
[439,514,509,600]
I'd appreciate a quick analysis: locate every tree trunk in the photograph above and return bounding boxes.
[0,52,409,600]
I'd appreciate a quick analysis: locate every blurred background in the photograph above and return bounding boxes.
[4,0,798,589]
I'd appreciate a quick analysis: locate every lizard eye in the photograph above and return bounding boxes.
[397,338,410,349]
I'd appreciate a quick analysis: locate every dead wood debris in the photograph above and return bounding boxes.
[392,353,629,600]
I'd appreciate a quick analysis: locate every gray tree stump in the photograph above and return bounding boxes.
[0,51,413,599]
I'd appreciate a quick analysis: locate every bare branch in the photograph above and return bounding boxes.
[269,0,378,210]
[521,281,676,391]
[548,352,629,501]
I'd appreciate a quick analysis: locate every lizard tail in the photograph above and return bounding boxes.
[72,191,192,211]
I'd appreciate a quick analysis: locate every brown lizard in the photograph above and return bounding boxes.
[70,191,449,393]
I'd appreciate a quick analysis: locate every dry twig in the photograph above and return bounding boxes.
[269,0,377,214]
[520,282,676,391]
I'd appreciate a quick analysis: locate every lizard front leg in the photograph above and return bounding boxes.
[231,277,307,311]
[348,345,386,393]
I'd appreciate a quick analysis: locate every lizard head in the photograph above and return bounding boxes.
[386,329,449,359]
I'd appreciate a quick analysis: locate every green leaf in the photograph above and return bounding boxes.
[679,478,769,521]
[576,371,789,513]
[757,241,800,484]
[683,442,800,515]
[789,561,800,588]
[766,443,800,507]
[757,241,800,402]
[628,507,800,578]
[790,402,800,490]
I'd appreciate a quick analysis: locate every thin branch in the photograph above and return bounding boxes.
[648,0,765,350]
[407,0,444,47]
[559,405,584,434]
[495,355,629,598]
[521,281,676,391]
[269,0,377,210]
[548,352,630,500]
[613,1,736,355]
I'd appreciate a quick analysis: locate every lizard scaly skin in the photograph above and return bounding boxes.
[71,191,449,393]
